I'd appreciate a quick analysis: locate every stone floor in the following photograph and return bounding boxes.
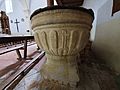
[77,60,118,90]
[14,67,41,90]
[0,45,119,90]
[15,52,119,90]
[76,51,118,90]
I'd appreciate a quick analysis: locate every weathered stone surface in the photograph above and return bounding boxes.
[31,6,94,88]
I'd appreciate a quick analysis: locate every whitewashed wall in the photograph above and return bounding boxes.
[82,0,108,41]
[93,0,120,73]
[0,0,5,11]
[30,0,47,14]
[0,0,47,35]
[8,0,28,35]
[0,0,29,35]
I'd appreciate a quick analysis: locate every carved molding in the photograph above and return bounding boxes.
[31,7,94,88]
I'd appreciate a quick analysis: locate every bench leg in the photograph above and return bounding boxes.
[24,39,27,59]
[16,49,22,60]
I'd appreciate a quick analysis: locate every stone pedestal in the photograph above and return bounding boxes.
[31,6,94,89]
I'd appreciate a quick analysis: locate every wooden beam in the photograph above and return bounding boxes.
[24,39,27,59]
[16,49,22,59]
[56,0,62,6]
[112,0,120,15]
[0,36,35,60]
[47,0,54,6]
[56,0,84,6]
[0,45,23,55]
[0,42,35,56]
[0,36,34,44]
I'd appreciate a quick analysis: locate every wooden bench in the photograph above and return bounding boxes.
[0,35,45,89]
[0,51,45,90]
[0,36,35,60]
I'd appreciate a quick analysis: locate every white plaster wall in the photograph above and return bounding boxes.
[111,11,120,21]
[8,0,28,35]
[93,0,120,73]
[0,0,5,11]
[0,0,31,35]
[82,0,108,41]
[30,0,47,14]
[0,0,47,35]
[0,0,34,35]
[96,0,113,25]
[93,18,120,73]
[29,0,47,35]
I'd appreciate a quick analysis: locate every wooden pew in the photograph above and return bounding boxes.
[0,35,34,60]
[0,35,46,90]
[0,51,45,90]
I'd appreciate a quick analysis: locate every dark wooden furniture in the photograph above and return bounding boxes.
[0,51,45,90]
[0,35,34,60]
[0,35,46,89]
[112,0,120,15]
[47,0,54,6]
[56,0,84,6]
[0,11,11,34]
[47,0,84,6]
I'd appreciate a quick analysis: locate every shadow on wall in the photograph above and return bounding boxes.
[93,17,120,73]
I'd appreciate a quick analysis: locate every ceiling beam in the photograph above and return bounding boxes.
[112,0,120,15]
[56,0,84,6]
[47,0,54,6]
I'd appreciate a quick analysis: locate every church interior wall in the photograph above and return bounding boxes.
[93,0,120,73]
[0,0,48,35]
[0,0,29,35]
[96,0,113,25]
[8,0,28,35]
[30,0,47,14]
[0,0,111,37]
[0,1,5,11]
[82,0,108,41]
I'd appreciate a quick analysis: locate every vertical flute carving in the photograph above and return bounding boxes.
[31,6,94,89]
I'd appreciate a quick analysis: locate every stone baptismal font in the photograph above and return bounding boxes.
[30,6,94,89]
